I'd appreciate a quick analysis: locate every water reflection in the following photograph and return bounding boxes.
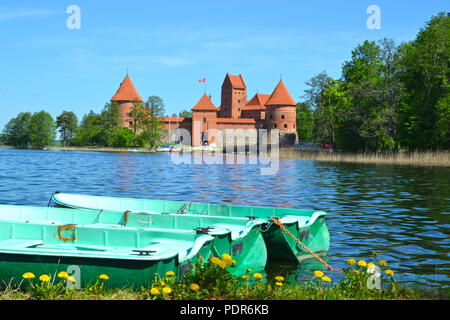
[0,149,448,289]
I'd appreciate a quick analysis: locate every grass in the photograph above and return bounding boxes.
[277,149,450,167]
[0,255,446,300]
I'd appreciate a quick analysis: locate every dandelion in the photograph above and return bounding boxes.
[57,271,69,279]
[22,272,35,279]
[232,260,237,264]
[321,276,331,282]
[385,269,394,277]
[372,252,379,256]
[218,260,227,269]
[150,287,160,295]
[253,272,263,280]
[378,260,387,267]
[99,274,109,280]
[39,274,51,282]
[274,276,285,282]
[222,256,234,266]
[165,271,176,277]
[162,287,172,294]
[275,282,283,287]
[367,263,376,270]
[160,280,166,286]
[314,270,324,278]
[357,260,367,267]
[247,268,252,273]
[190,283,200,292]
[352,270,360,275]
[347,258,356,266]
[221,253,232,261]
[242,275,249,280]
[210,257,222,265]
[67,276,76,283]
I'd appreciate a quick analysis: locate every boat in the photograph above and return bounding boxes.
[127,149,141,153]
[0,204,214,288]
[52,193,330,264]
[155,145,182,153]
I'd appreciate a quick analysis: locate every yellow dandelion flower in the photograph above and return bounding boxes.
[162,287,172,294]
[275,282,283,287]
[253,272,263,279]
[150,287,160,295]
[210,257,222,265]
[99,274,109,280]
[352,270,360,275]
[218,260,227,269]
[39,274,51,282]
[22,272,35,279]
[189,283,200,292]
[160,280,166,286]
[385,269,394,276]
[247,268,252,273]
[314,270,324,278]
[67,276,76,283]
[378,260,387,267]
[367,263,376,270]
[321,276,331,282]
[242,275,249,280]
[221,253,232,261]
[372,252,379,256]
[223,257,233,266]
[165,271,176,277]
[347,258,356,266]
[57,271,69,279]
[357,260,367,267]
[274,276,285,282]
[232,260,237,264]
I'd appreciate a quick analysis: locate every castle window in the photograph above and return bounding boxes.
[284,124,287,128]
[281,114,285,119]
[203,117,206,123]
[129,121,133,126]
[270,114,273,120]
[293,124,296,128]
[238,99,240,103]
[274,124,277,129]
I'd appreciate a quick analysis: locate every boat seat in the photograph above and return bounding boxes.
[0,239,44,249]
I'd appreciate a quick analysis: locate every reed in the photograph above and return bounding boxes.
[277,149,450,167]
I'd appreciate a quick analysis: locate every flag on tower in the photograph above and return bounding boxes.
[199,78,206,83]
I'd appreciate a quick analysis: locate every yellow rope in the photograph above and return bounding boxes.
[270,216,333,272]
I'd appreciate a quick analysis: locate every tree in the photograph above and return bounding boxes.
[397,12,449,150]
[178,109,193,118]
[108,127,136,147]
[147,96,166,117]
[56,111,78,147]
[73,111,102,146]
[29,111,56,149]
[2,112,32,148]
[127,100,146,135]
[296,102,314,141]
[138,103,164,149]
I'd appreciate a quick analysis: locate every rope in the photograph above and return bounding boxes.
[270,216,333,272]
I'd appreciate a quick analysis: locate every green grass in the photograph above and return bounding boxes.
[0,255,446,300]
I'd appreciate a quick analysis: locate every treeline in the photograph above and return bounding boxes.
[1,96,170,149]
[296,12,449,152]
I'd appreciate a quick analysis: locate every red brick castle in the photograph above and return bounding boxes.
[111,73,298,146]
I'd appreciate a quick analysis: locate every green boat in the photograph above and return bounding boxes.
[52,193,330,264]
[0,204,215,288]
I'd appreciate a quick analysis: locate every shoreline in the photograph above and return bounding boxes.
[1,146,449,167]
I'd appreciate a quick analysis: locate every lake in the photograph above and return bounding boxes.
[0,148,448,290]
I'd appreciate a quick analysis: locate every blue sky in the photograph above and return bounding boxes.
[0,0,448,131]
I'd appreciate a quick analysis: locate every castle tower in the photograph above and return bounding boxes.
[220,73,247,119]
[110,74,143,130]
[191,93,217,146]
[265,80,297,134]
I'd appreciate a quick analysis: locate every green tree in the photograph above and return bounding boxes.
[147,96,166,117]
[108,127,136,147]
[127,100,146,135]
[73,111,102,146]
[138,104,164,149]
[29,111,56,149]
[56,111,78,147]
[2,112,32,148]
[397,12,449,150]
[296,102,314,141]
[178,109,193,118]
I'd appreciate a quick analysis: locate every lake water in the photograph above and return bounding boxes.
[0,148,448,291]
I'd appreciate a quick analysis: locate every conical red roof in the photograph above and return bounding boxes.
[265,80,296,106]
[111,75,143,102]
[222,73,246,89]
[192,93,217,111]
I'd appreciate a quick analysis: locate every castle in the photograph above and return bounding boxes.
[110,73,298,146]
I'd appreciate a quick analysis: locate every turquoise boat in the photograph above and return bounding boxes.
[0,204,215,288]
[52,193,330,264]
